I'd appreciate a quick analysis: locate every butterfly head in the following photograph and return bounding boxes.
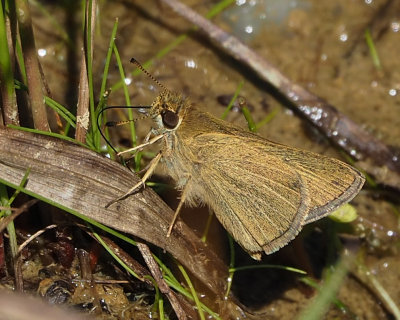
[150,91,190,132]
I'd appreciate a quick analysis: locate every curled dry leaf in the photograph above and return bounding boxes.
[0,127,228,298]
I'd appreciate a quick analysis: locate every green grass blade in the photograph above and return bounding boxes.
[113,44,136,147]
[0,169,31,267]
[230,264,306,274]
[256,106,280,130]
[85,0,98,149]
[44,96,76,129]
[365,28,381,70]
[297,255,352,320]
[0,1,14,99]
[178,263,205,320]
[99,18,118,100]
[92,230,147,281]
[241,105,256,132]
[7,125,88,148]
[221,81,244,120]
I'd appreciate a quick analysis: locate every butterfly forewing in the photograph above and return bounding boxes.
[187,135,311,255]
[171,107,364,256]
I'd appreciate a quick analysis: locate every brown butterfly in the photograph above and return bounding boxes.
[107,59,365,259]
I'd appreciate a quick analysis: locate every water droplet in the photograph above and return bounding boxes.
[338,138,347,147]
[185,59,197,69]
[288,91,299,101]
[38,48,47,57]
[339,33,348,42]
[245,25,253,33]
[391,21,400,33]
[299,104,311,115]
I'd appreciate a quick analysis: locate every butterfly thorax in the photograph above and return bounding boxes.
[149,91,194,189]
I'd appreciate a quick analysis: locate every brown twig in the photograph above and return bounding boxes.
[75,0,97,143]
[77,248,93,281]
[0,199,38,233]
[350,260,400,319]
[15,0,49,131]
[76,248,104,314]
[160,0,400,189]
[137,243,190,320]
[17,224,57,255]
[13,257,23,292]
[73,279,130,285]
[93,234,153,286]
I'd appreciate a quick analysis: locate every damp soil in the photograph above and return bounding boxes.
[6,0,400,319]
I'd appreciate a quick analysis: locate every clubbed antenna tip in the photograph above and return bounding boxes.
[130,58,169,93]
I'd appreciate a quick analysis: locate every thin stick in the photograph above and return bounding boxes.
[76,0,97,143]
[137,243,188,320]
[17,224,57,254]
[0,199,38,233]
[16,0,49,131]
[91,234,153,285]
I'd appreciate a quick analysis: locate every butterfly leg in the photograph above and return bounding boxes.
[135,130,159,175]
[117,133,164,156]
[167,179,191,237]
[141,129,154,145]
[106,152,163,208]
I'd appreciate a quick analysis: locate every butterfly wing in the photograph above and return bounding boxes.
[187,134,310,255]
[283,148,365,224]
[186,133,363,256]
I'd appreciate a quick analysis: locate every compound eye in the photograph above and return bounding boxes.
[161,110,179,129]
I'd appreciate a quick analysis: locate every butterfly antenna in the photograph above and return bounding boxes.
[97,105,151,155]
[130,58,169,93]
